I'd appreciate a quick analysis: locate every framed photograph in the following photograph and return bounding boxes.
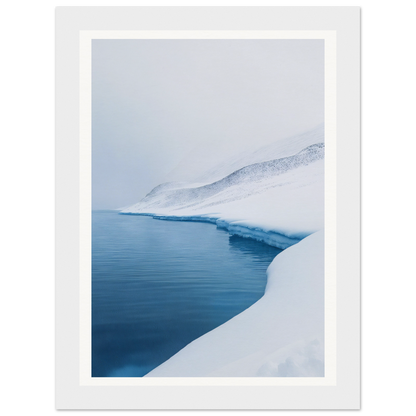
[56,6,360,409]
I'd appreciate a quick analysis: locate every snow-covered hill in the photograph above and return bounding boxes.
[125,142,323,213]
[120,126,325,377]
[165,123,324,183]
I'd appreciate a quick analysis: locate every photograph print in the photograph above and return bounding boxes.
[91,37,327,378]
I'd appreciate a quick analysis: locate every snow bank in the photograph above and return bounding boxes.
[145,230,324,377]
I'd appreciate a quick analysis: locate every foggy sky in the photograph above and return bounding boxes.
[92,39,324,209]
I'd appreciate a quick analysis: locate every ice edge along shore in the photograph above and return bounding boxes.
[119,212,303,250]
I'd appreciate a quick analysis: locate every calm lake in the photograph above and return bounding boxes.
[92,211,282,377]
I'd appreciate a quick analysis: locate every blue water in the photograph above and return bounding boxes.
[92,211,282,377]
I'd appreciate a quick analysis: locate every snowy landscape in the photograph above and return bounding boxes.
[120,124,325,377]
[92,38,325,378]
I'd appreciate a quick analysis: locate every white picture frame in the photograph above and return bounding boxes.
[56,6,360,409]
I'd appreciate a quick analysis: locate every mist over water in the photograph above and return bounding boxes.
[92,211,282,377]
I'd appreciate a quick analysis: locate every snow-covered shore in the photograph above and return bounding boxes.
[120,126,325,377]
[145,230,324,377]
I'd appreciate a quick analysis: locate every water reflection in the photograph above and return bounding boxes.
[228,234,282,260]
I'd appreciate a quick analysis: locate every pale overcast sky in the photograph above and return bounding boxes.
[92,39,324,209]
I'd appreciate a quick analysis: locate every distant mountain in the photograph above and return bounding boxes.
[122,141,324,213]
